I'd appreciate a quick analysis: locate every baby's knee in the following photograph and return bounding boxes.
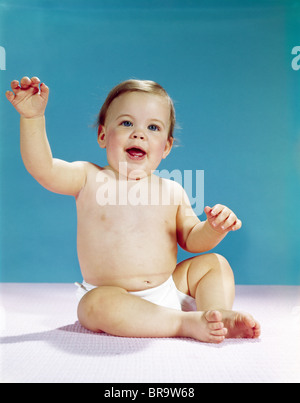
[77,288,100,332]
[211,253,234,278]
[200,253,233,277]
[77,286,126,332]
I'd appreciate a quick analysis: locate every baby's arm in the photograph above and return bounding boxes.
[6,77,87,196]
[177,188,242,253]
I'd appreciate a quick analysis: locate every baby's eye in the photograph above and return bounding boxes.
[121,121,133,127]
[148,124,160,132]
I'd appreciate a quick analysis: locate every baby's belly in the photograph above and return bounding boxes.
[77,233,178,291]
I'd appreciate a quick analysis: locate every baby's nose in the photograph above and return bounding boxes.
[133,133,145,140]
[131,130,146,140]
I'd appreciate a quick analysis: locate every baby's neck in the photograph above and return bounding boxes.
[104,165,152,183]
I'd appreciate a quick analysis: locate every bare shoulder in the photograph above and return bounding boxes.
[82,161,106,178]
[73,161,104,197]
[159,176,184,192]
[156,176,186,206]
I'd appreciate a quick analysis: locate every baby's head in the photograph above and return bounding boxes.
[97,80,176,180]
[97,79,176,140]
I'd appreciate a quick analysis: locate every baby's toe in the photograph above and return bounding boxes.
[245,314,256,328]
[205,310,222,323]
[208,321,224,331]
[211,328,228,337]
[209,334,226,344]
[252,322,261,338]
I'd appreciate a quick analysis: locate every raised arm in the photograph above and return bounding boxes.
[6,76,87,196]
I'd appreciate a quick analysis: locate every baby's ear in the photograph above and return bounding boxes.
[97,125,106,148]
[162,137,174,159]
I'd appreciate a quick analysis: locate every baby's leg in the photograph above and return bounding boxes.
[77,286,182,337]
[173,253,261,340]
[77,285,227,343]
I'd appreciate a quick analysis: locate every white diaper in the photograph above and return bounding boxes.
[75,276,196,312]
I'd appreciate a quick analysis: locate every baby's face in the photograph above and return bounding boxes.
[98,91,173,180]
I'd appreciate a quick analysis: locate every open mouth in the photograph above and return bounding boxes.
[126,147,147,160]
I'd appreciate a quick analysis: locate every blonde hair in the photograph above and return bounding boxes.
[97,79,176,139]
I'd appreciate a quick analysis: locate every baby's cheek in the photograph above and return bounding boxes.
[106,136,124,159]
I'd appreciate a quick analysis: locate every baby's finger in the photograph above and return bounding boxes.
[204,206,214,218]
[211,204,224,217]
[30,76,41,89]
[40,82,50,101]
[20,76,32,89]
[29,76,41,95]
[220,212,237,230]
[230,219,242,231]
[5,90,15,103]
[213,207,231,226]
[10,80,21,94]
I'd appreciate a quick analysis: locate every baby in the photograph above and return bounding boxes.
[6,76,261,343]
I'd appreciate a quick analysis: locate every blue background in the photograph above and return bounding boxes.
[0,0,299,284]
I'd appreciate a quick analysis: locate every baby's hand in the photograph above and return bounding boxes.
[204,204,242,234]
[6,76,49,119]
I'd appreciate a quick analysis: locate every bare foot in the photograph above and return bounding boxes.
[182,310,260,344]
[220,310,261,339]
[182,310,228,344]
